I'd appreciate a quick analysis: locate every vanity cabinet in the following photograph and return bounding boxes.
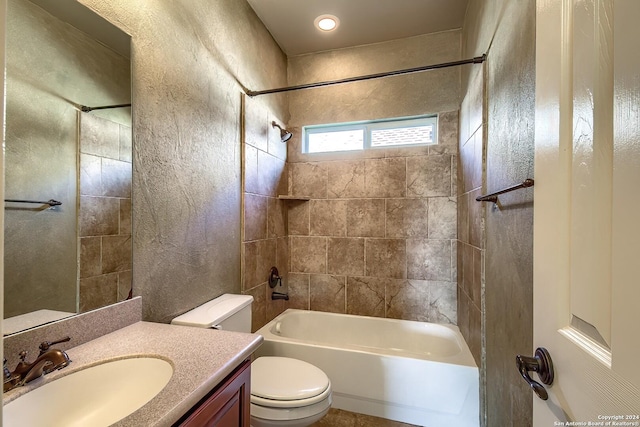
[176,359,251,427]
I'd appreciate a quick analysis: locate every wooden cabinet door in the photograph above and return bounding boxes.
[177,360,251,427]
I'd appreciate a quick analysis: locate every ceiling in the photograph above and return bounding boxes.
[246,0,470,56]
[30,0,130,58]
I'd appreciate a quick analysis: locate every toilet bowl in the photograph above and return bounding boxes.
[171,294,332,427]
[250,357,332,427]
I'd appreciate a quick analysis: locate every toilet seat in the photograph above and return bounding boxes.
[251,383,332,408]
[251,357,332,422]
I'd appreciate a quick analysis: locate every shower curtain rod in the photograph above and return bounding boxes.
[246,54,486,97]
[80,103,131,112]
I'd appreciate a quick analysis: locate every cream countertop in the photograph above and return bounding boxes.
[3,321,263,427]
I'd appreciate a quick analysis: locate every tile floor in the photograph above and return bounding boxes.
[310,408,419,427]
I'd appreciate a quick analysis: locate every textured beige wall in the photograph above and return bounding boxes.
[459,0,536,426]
[287,30,462,131]
[74,0,288,322]
[4,0,130,318]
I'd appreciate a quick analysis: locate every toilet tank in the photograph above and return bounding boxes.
[171,294,253,332]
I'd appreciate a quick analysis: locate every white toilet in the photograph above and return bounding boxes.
[171,294,332,427]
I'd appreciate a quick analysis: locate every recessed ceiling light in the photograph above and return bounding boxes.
[314,14,339,32]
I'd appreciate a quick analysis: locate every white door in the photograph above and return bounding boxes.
[533,0,640,424]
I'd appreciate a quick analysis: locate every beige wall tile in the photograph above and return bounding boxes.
[386,279,429,322]
[467,64,484,138]
[327,160,366,198]
[119,125,132,163]
[364,158,406,198]
[462,242,474,298]
[428,197,457,239]
[327,238,365,276]
[456,149,464,196]
[471,246,482,306]
[460,137,474,193]
[383,145,430,158]
[457,240,464,285]
[468,302,482,366]
[290,162,327,198]
[80,237,101,278]
[385,198,429,238]
[101,158,131,198]
[119,198,132,235]
[276,237,289,284]
[457,286,471,338]
[266,293,286,322]
[287,200,310,235]
[79,196,119,237]
[365,238,406,279]
[310,199,347,236]
[346,276,385,317]
[244,144,260,195]
[471,128,483,190]
[79,274,118,313]
[451,155,458,199]
[428,281,457,323]
[258,150,285,197]
[244,283,267,333]
[244,194,268,241]
[244,97,268,152]
[457,193,469,243]
[430,110,459,155]
[407,239,452,281]
[406,155,452,197]
[451,240,458,283]
[267,198,286,239]
[288,273,310,310]
[310,274,346,313]
[290,236,327,274]
[469,188,483,248]
[347,199,385,237]
[80,113,120,159]
[242,239,277,290]
[117,270,132,302]
[101,235,132,274]
[80,154,102,196]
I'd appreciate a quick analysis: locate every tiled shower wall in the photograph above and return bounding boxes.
[79,113,132,312]
[457,62,484,367]
[241,95,290,332]
[285,112,459,323]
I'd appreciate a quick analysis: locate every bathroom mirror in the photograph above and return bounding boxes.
[3,0,132,335]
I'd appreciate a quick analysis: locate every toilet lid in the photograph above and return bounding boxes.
[251,357,330,402]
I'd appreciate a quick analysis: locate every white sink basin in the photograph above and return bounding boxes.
[3,357,173,427]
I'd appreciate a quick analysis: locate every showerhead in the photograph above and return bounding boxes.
[272,121,293,143]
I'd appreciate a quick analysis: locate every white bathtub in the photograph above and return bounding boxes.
[254,309,479,427]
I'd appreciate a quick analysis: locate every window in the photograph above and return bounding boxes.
[303,115,438,154]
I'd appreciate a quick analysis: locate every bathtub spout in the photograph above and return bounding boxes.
[271,291,289,301]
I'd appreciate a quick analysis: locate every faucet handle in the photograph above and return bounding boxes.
[39,336,71,355]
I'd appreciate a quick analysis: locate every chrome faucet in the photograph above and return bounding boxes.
[3,336,72,393]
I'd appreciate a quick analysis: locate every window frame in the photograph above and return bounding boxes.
[302,114,438,154]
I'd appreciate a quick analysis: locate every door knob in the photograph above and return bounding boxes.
[516,347,554,400]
